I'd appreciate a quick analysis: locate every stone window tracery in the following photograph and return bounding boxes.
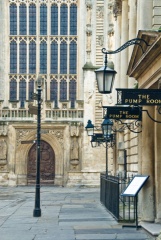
[9,0,78,108]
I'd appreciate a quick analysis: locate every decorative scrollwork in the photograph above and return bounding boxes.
[102,38,151,55]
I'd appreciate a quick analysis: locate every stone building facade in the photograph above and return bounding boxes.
[1,0,161,224]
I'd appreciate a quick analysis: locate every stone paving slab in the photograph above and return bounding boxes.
[0,186,155,240]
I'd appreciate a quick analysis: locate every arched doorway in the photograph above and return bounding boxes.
[27,140,55,185]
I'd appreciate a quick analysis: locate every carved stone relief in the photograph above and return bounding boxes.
[0,139,7,166]
[97,6,104,19]
[70,136,79,171]
[113,0,122,20]
[49,130,64,147]
[16,129,34,147]
[85,0,93,62]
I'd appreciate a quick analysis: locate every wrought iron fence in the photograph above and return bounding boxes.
[100,173,135,222]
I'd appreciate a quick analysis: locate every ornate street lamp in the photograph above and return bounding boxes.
[85,119,94,136]
[96,38,150,94]
[95,56,117,94]
[85,119,115,176]
[33,76,43,217]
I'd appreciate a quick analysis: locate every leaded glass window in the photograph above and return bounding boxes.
[51,4,58,35]
[29,40,36,73]
[19,79,26,107]
[19,4,27,35]
[70,41,77,74]
[70,4,77,35]
[29,4,36,35]
[60,79,67,101]
[40,4,47,35]
[10,79,17,100]
[19,40,27,73]
[60,4,68,35]
[10,40,17,73]
[10,4,17,35]
[51,41,58,74]
[28,79,34,101]
[60,41,67,74]
[50,80,58,108]
[40,40,47,74]
[69,80,76,108]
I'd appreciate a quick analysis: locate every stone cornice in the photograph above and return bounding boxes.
[127,30,161,79]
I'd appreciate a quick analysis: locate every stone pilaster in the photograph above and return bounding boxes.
[139,106,155,222]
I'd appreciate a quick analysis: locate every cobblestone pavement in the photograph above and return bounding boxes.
[0,186,155,240]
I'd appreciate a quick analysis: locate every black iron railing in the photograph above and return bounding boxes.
[100,173,135,222]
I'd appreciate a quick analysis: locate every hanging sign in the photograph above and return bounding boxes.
[103,106,142,120]
[116,88,161,106]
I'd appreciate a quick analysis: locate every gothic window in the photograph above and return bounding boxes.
[29,40,36,73]
[19,4,27,35]
[70,4,77,35]
[70,41,77,74]
[29,4,36,35]
[40,40,47,74]
[28,79,34,101]
[60,41,67,74]
[10,4,17,35]
[60,4,68,35]
[10,79,17,100]
[10,40,17,73]
[9,1,78,109]
[50,80,58,108]
[19,40,27,73]
[51,41,58,74]
[19,79,26,107]
[60,79,67,101]
[51,4,58,35]
[69,80,76,108]
[40,4,47,35]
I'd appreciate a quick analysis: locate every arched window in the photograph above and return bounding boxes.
[40,41,47,74]
[10,79,17,100]
[70,41,77,74]
[19,4,27,35]
[51,42,58,74]
[60,80,67,101]
[28,79,34,101]
[29,4,36,35]
[50,80,58,108]
[60,41,67,74]
[60,4,68,35]
[19,40,27,73]
[29,40,36,73]
[40,4,47,35]
[10,4,17,35]
[70,4,77,35]
[69,80,76,108]
[51,4,58,35]
[10,41,17,73]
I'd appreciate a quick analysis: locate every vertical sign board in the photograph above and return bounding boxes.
[121,175,149,197]
[116,88,161,106]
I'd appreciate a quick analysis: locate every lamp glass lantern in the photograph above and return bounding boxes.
[101,118,113,138]
[95,66,117,94]
[85,120,94,136]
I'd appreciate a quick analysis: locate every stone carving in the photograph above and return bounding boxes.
[49,130,64,147]
[0,140,7,161]
[85,90,94,104]
[97,35,104,46]
[97,6,104,19]
[113,0,122,19]
[16,129,34,147]
[86,24,92,52]
[70,125,79,137]
[86,0,92,25]
[0,124,8,136]
[70,136,79,170]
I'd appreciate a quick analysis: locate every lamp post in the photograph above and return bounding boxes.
[85,119,114,177]
[33,77,42,217]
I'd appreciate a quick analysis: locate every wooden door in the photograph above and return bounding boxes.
[27,140,55,185]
